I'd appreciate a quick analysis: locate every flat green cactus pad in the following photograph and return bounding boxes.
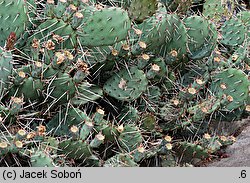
[103,67,148,101]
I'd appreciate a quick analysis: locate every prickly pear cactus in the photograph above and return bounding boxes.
[203,0,235,22]
[78,7,131,47]
[0,47,13,96]
[118,124,143,152]
[161,0,193,14]
[220,17,248,47]
[184,15,218,59]
[210,68,249,111]
[31,150,55,167]
[103,67,148,101]
[128,0,158,22]
[0,0,33,47]
[104,153,138,167]
[58,139,93,160]
[0,0,249,168]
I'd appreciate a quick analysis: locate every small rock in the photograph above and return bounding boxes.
[207,118,250,167]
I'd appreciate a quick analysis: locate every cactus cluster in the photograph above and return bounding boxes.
[0,0,249,167]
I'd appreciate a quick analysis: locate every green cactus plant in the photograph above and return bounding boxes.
[0,0,34,47]
[0,0,249,168]
[104,153,138,167]
[220,17,248,47]
[103,67,148,101]
[118,124,143,152]
[78,7,131,47]
[128,0,158,22]
[30,150,55,167]
[210,68,249,111]
[184,15,218,60]
[0,47,13,97]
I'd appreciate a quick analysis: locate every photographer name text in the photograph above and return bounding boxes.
[2,169,82,180]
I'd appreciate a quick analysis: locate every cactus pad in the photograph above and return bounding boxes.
[103,67,148,101]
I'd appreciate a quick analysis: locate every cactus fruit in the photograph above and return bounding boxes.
[0,137,24,156]
[90,133,105,148]
[26,18,77,51]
